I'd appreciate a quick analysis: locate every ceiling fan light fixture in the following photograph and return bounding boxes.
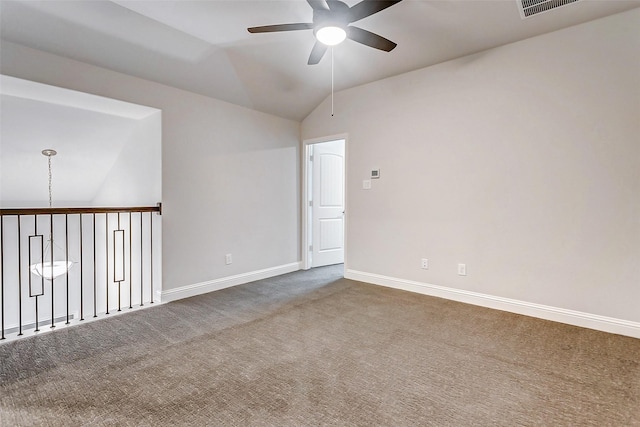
[316,25,347,46]
[247,0,404,64]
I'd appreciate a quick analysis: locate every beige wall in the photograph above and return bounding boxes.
[1,41,301,293]
[91,111,162,207]
[302,9,640,324]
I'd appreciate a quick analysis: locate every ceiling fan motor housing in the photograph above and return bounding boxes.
[312,5,349,36]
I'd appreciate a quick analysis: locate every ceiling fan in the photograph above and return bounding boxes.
[248,0,403,65]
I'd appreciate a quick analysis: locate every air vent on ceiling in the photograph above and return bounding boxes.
[518,0,582,19]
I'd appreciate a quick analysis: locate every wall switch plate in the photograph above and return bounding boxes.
[457,263,466,276]
[225,253,233,265]
[371,169,380,179]
[421,258,429,269]
[363,180,372,190]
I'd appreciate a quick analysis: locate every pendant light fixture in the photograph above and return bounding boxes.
[30,149,73,280]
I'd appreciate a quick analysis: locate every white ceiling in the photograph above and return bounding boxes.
[0,76,159,206]
[1,0,638,121]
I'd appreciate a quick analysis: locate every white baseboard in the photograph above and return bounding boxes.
[159,262,302,303]
[345,269,640,339]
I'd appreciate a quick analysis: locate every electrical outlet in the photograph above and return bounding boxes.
[457,263,466,276]
[421,258,429,269]
[225,253,233,265]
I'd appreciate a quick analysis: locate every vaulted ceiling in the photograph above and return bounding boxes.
[0,76,159,205]
[2,0,638,121]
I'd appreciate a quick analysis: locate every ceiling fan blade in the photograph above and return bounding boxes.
[307,0,330,11]
[248,23,313,33]
[308,42,328,65]
[346,26,397,52]
[348,0,403,23]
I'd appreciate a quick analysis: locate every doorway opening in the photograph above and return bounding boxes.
[302,136,346,271]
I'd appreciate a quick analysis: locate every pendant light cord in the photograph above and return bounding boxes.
[41,148,57,243]
[47,153,53,209]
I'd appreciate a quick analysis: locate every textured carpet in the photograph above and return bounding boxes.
[1,264,639,426]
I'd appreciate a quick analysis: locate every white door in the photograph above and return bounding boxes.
[311,139,345,267]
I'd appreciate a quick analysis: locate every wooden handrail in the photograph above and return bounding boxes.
[0,203,161,216]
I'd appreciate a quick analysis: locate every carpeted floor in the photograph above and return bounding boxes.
[1,264,639,426]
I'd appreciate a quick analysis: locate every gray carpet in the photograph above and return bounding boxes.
[1,264,639,426]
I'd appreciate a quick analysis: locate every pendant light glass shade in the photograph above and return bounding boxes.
[30,261,74,280]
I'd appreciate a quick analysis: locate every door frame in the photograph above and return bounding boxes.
[302,133,348,270]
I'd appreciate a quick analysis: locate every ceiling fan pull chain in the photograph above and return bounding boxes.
[331,46,334,117]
